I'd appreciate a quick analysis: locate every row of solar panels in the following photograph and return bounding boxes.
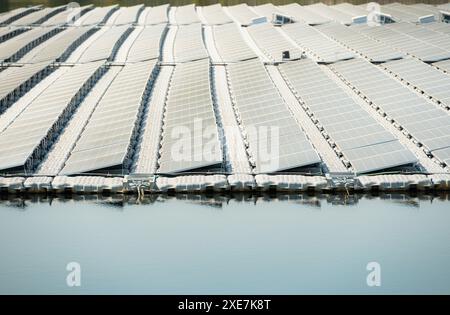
[0,4,450,175]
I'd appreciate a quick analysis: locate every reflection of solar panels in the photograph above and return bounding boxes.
[61,61,157,175]
[331,58,450,167]
[158,59,222,173]
[279,59,417,174]
[227,60,321,173]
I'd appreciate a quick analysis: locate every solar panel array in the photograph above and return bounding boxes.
[77,25,130,63]
[247,23,303,62]
[76,5,118,26]
[227,59,321,173]
[175,4,200,25]
[201,4,232,25]
[316,22,404,63]
[107,5,143,25]
[279,59,417,174]
[422,22,450,36]
[381,3,438,23]
[212,23,257,63]
[282,23,355,63]
[11,6,66,26]
[306,3,355,25]
[0,26,61,63]
[434,59,450,73]
[0,61,104,173]
[386,22,450,53]
[226,4,259,26]
[331,58,450,166]
[140,4,169,25]
[0,27,27,43]
[252,3,283,22]
[382,58,450,109]
[279,3,330,25]
[353,23,450,62]
[0,62,52,113]
[124,24,167,62]
[173,23,208,63]
[20,26,96,63]
[158,59,222,173]
[61,61,157,175]
[41,5,92,26]
[0,7,39,25]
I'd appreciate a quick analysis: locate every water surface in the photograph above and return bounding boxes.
[1,193,450,294]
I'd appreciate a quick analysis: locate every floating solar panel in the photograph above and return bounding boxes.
[381,3,438,23]
[226,4,259,26]
[41,5,92,26]
[20,26,96,63]
[201,4,233,25]
[252,3,284,23]
[278,3,329,25]
[173,23,209,63]
[279,59,417,174]
[158,59,222,173]
[77,25,131,63]
[76,5,118,26]
[382,58,450,109]
[385,22,450,53]
[315,22,404,63]
[125,24,167,62]
[0,6,40,26]
[353,23,450,63]
[11,6,66,26]
[140,4,169,25]
[331,58,450,165]
[422,22,450,36]
[0,61,104,173]
[0,62,52,114]
[282,23,354,64]
[306,3,355,25]
[247,23,303,62]
[434,59,450,73]
[212,23,257,63]
[226,59,321,173]
[332,3,369,19]
[107,5,144,25]
[0,26,28,43]
[175,4,200,25]
[60,61,158,175]
[0,26,62,63]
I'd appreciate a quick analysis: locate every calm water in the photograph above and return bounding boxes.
[2,0,448,13]
[1,193,450,294]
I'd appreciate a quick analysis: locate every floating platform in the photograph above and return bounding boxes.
[1,174,450,194]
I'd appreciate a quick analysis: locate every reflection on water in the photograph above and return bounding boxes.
[1,193,450,294]
[1,191,449,209]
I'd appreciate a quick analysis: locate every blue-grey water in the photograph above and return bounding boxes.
[0,193,450,294]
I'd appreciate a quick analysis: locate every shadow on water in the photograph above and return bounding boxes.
[1,191,449,210]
